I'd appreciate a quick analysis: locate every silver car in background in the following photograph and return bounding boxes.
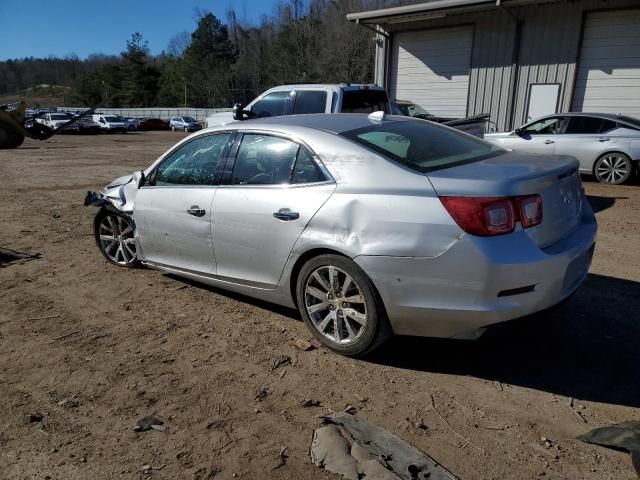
[85,113,596,356]
[485,113,640,185]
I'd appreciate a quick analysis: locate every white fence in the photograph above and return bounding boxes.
[58,107,232,122]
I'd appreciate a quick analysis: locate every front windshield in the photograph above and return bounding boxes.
[341,119,504,173]
[104,116,119,122]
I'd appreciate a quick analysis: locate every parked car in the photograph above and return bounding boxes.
[485,113,640,185]
[392,99,489,138]
[137,118,170,131]
[85,112,596,356]
[36,112,72,130]
[170,116,202,132]
[206,84,390,127]
[125,117,144,131]
[92,114,127,133]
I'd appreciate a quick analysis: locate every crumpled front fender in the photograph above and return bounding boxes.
[83,171,142,213]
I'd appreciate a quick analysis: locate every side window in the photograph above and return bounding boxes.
[293,90,327,114]
[566,116,605,134]
[154,133,231,186]
[231,134,299,185]
[600,119,617,133]
[292,149,326,184]
[250,91,291,118]
[523,117,565,135]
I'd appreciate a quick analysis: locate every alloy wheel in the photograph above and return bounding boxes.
[98,213,137,265]
[596,154,630,184]
[304,265,368,345]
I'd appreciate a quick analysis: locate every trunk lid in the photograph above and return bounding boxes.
[427,152,584,248]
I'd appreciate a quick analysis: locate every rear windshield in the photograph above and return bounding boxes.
[51,114,69,120]
[341,120,504,173]
[183,116,197,122]
[341,89,390,114]
[104,116,119,122]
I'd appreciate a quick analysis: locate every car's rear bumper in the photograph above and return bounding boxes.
[355,209,597,339]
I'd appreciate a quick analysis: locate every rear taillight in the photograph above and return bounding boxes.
[516,195,543,228]
[440,195,543,237]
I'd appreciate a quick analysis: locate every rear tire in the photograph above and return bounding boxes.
[94,209,139,268]
[296,254,391,357]
[594,153,632,185]
[184,126,188,132]
[171,125,176,131]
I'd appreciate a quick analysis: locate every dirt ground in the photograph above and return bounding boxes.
[1,132,639,480]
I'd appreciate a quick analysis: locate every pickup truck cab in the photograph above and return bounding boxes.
[206,84,390,127]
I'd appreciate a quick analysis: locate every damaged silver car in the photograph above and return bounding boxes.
[85,113,597,356]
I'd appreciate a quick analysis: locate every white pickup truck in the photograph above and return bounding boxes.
[206,84,390,127]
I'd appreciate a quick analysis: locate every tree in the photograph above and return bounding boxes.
[120,33,160,106]
[182,12,237,107]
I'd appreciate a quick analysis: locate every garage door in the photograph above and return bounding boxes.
[572,9,640,117]
[390,26,472,117]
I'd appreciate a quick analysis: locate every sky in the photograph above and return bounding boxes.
[0,0,282,61]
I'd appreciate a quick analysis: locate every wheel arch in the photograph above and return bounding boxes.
[289,248,350,308]
[592,150,632,176]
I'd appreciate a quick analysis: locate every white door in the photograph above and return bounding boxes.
[390,26,473,117]
[527,84,560,122]
[572,9,640,117]
[134,132,232,273]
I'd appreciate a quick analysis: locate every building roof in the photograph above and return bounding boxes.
[346,0,560,25]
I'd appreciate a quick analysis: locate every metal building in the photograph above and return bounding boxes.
[347,0,640,132]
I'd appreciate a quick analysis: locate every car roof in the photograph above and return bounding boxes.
[231,113,411,134]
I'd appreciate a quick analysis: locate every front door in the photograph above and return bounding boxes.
[212,133,335,288]
[503,116,567,155]
[134,132,233,273]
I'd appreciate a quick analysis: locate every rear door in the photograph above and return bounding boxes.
[554,116,619,172]
[211,133,335,288]
[134,132,233,273]
[502,116,567,154]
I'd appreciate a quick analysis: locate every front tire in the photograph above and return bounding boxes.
[94,209,139,268]
[594,153,633,185]
[184,126,189,132]
[296,254,391,357]
[171,125,176,131]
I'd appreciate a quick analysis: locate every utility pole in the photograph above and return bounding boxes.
[183,78,187,108]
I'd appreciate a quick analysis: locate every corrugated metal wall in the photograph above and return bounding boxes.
[379,0,640,132]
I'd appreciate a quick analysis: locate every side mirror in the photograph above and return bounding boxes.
[232,102,245,121]
[514,128,523,136]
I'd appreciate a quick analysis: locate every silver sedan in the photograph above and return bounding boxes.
[485,113,640,185]
[85,113,597,356]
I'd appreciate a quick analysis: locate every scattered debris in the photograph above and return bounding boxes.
[273,446,288,470]
[354,394,369,403]
[311,412,459,480]
[493,380,503,391]
[142,464,166,474]
[57,398,78,409]
[301,399,321,408]
[172,284,189,291]
[578,421,640,475]
[25,413,43,424]
[343,404,357,415]
[26,313,61,321]
[134,416,165,432]
[429,394,484,453]
[475,424,510,431]
[255,386,269,401]
[293,338,314,351]
[569,398,588,423]
[271,355,291,370]
[50,330,80,342]
[414,418,428,430]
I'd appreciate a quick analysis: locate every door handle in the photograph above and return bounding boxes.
[187,206,206,217]
[544,139,555,144]
[273,208,299,221]
[598,137,610,142]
